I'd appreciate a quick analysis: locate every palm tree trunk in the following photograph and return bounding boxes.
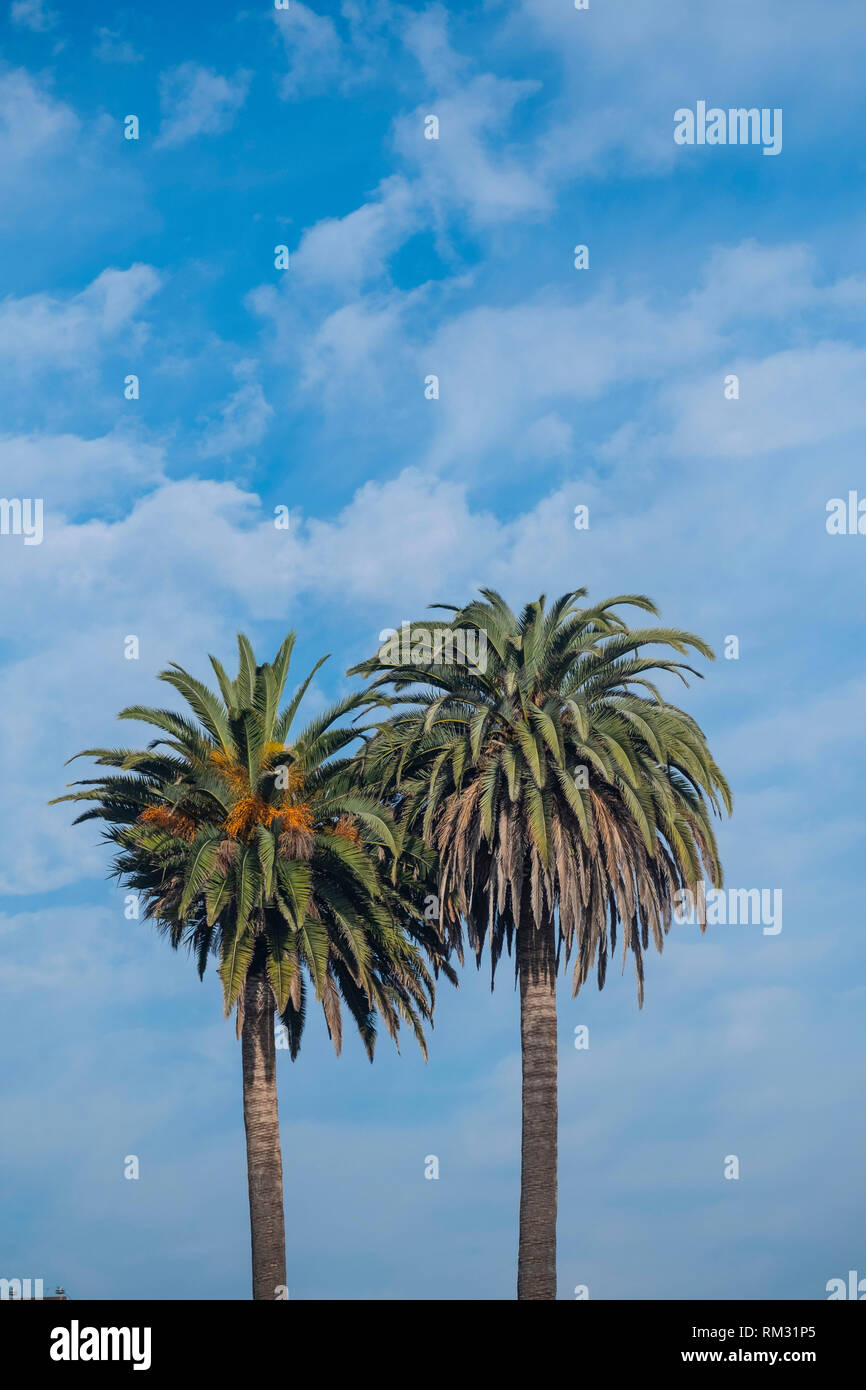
[241,946,287,1299]
[517,901,558,1300]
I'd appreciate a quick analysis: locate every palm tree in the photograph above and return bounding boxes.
[53,633,451,1299]
[350,589,732,1300]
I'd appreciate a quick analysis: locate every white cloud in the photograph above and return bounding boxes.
[0,264,161,373]
[689,241,866,326]
[0,904,186,1000]
[10,0,56,32]
[298,467,501,614]
[517,0,866,174]
[198,361,273,458]
[93,26,142,64]
[714,676,866,777]
[253,237,866,494]
[399,3,470,88]
[156,63,250,149]
[0,70,150,246]
[665,343,866,459]
[297,292,416,393]
[289,176,423,292]
[0,67,77,164]
[515,412,573,462]
[392,75,549,227]
[264,8,548,295]
[273,2,347,100]
[0,430,165,510]
[413,291,714,472]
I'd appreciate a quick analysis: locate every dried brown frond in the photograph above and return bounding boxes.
[330,813,362,845]
[277,822,315,861]
[215,838,239,874]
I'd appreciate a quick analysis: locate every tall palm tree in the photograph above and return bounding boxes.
[351,589,732,1300]
[53,633,451,1299]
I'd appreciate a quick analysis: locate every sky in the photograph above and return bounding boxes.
[1,0,865,1301]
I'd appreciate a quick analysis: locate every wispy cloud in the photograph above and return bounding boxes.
[0,265,161,374]
[93,26,142,64]
[156,63,251,149]
[10,0,56,33]
[198,361,273,458]
[273,1,353,100]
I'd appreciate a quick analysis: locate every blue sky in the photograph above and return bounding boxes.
[1,0,865,1300]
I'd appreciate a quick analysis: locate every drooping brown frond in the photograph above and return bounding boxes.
[331,813,362,845]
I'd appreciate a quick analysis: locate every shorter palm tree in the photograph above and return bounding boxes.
[54,633,453,1298]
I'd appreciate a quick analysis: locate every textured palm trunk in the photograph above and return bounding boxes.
[517,903,558,1300]
[241,947,287,1300]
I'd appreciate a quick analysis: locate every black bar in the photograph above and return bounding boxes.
[7,1298,861,1376]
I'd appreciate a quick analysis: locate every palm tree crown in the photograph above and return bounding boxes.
[54,632,449,1055]
[352,589,732,1003]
